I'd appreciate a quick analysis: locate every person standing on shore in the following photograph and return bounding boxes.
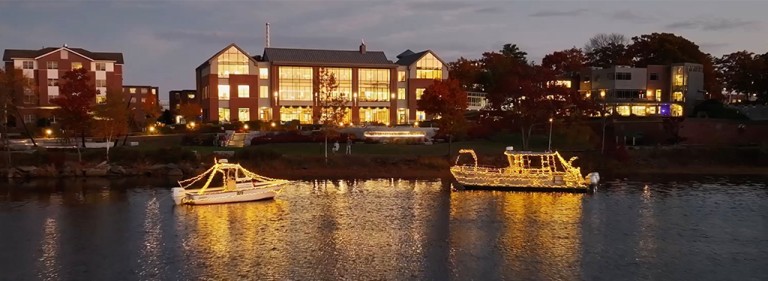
[345,135,352,155]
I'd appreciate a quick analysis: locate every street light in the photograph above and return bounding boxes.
[243,124,249,130]
[548,118,553,152]
[45,128,53,138]
[148,126,156,133]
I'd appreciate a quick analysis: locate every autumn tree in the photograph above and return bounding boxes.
[51,68,97,151]
[178,103,202,125]
[448,57,483,91]
[0,67,38,147]
[416,79,468,138]
[136,93,161,128]
[541,48,587,79]
[314,68,349,161]
[584,33,631,68]
[92,91,130,162]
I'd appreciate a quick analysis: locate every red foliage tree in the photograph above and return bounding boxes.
[51,68,97,148]
[417,79,468,137]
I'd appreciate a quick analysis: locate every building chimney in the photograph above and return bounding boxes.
[266,22,271,48]
[359,39,366,54]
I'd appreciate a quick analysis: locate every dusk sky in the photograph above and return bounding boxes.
[2,0,766,104]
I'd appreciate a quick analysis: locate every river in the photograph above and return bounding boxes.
[0,176,766,280]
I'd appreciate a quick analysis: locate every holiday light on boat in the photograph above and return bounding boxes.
[450,146,599,192]
[172,159,290,205]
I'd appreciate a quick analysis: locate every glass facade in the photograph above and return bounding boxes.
[416,53,443,79]
[323,68,352,99]
[358,69,390,102]
[360,107,389,124]
[217,46,249,77]
[280,107,313,124]
[279,67,313,101]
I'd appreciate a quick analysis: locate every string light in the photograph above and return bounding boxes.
[451,149,589,189]
[177,159,291,201]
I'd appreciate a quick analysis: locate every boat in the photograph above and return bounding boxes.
[450,146,599,192]
[172,159,290,205]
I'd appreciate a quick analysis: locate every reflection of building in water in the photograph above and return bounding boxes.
[138,198,162,279]
[37,216,60,280]
[449,192,584,279]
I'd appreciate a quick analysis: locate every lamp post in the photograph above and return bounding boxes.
[600,90,607,154]
[548,117,553,152]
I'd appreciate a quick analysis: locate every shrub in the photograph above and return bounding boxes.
[235,147,282,162]
[146,146,198,163]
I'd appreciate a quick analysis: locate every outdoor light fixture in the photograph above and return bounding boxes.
[270,122,276,128]
[244,124,249,130]
[414,121,420,127]
[188,121,196,129]
[45,128,52,137]
[149,126,156,133]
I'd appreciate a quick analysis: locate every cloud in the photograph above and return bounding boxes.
[529,9,586,17]
[610,10,652,23]
[475,6,504,14]
[665,18,758,31]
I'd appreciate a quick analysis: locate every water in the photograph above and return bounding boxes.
[1,176,766,281]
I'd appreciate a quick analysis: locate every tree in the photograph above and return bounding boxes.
[314,68,349,162]
[541,48,587,79]
[448,57,483,91]
[716,51,766,102]
[0,67,38,148]
[178,103,202,125]
[136,93,161,128]
[584,33,630,67]
[51,68,97,156]
[627,32,720,97]
[501,43,528,62]
[92,91,130,162]
[417,79,468,137]
[158,109,174,125]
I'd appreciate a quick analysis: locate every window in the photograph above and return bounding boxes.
[279,107,313,124]
[416,88,426,100]
[649,73,658,81]
[397,88,405,100]
[96,95,107,104]
[671,104,683,117]
[238,85,250,98]
[23,89,35,104]
[129,88,136,93]
[655,89,662,101]
[397,108,408,124]
[672,91,684,102]
[359,107,390,124]
[95,62,106,71]
[631,106,647,116]
[217,46,249,77]
[151,89,156,94]
[141,88,148,94]
[321,68,352,100]
[47,79,59,87]
[218,85,230,100]
[187,93,195,99]
[95,79,107,88]
[278,67,313,101]
[141,98,146,103]
[218,107,230,122]
[416,53,442,79]
[615,72,632,80]
[203,86,208,99]
[616,106,630,116]
[398,71,406,82]
[22,61,34,69]
[259,107,271,121]
[416,110,426,121]
[259,85,269,98]
[238,108,250,122]
[71,62,83,70]
[46,61,58,69]
[259,68,269,79]
[673,66,686,86]
[24,114,35,124]
[358,68,390,102]
[614,89,642,99]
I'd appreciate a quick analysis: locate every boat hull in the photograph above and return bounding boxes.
[460,184,590,193]
[175,186,281,205]
[450,166,591,193]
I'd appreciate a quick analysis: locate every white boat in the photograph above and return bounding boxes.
[451,146,600,192]
[172,159,290,205]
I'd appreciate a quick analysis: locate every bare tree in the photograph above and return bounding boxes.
[584,33,628,54]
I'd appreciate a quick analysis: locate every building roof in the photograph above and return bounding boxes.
[262,47,393,66]
[2,46,124,64]
[197,43,258,71]
[395,50,429,66]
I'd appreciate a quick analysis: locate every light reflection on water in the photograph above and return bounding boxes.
[0,176,766,280]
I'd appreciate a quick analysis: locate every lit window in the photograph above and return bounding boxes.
[238,108,250,122]
[22,61,34,69]
[398,71,406,82]
[397,108,408,124]
[259,68,269,79]
[279,107,313,124]
[46,61,58,69]
[238,85,250,98]
[416,88,426,100]
[96,95,107,104]
[218,107,230,122]
[95,62,106,71]
[655,89,662,101]
[616,105,630,116]
[631,106,646,116]
[278,67,313,101]
[47,79,59,87]
[672,91,684,102]
[259,107,271,121]
[218,85,230,100]
[416,110,426,121]
[71,62,83,70]
[320,68,352,100]
[95,79,107,88]
[141,98,146,103]
[416,53,443,79]
[671,104,683,116]
[129,88,136,93]
[260,85,269,98]
[359,107,389,124]
[397,88,405,100]
[141,88,148,94]
[151,89,156,94]
[358,68,390,102]
[217,46,249,77]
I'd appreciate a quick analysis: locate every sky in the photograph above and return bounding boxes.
[1,0,766,104]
